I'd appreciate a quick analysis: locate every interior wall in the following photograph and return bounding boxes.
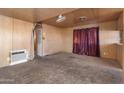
[121,10,124,83]
[61,21,120,60]
[0,15,13,67]
[99,21,120,60]
[117,12,123,43]
[0,15,33,67]
[12,18,33,58]
[117,12,123,66]
[42,24,63,56]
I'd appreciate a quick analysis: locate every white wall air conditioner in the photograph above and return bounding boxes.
[10,49,28,65]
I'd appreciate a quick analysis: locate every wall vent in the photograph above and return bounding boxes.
[10,49,28,65]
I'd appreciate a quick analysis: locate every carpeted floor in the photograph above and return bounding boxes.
[0,52,122,84]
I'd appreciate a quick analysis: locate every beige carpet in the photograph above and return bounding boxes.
[0,52,122,84]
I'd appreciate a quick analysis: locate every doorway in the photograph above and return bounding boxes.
[34,30,38,56]
[33,23,43,57]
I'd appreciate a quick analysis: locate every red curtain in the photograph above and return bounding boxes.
[73,27,100,57]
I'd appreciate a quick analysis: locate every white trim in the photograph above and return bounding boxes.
[10,59,28,65]
[10,49,26,53]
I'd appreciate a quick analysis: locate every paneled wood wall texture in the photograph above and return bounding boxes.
[42,24,63,56]
[0,15,33,67]
[61,21,120,60]
[0,15,13,67]
[117,12,123,66]
[12,18,33,54]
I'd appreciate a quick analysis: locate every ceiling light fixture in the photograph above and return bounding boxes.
[79,16,87,21]
[56,14,66,23]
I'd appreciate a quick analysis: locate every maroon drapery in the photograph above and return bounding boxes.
[73,27,100,57]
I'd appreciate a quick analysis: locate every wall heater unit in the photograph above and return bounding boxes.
[10,49,28,65]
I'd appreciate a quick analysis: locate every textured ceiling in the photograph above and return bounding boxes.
[0,8,78,22]
[0,8,123,27]
[43,8,123,27]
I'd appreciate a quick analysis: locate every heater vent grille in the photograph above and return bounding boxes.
[10,49,28,65]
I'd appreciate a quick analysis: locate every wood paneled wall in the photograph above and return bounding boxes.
[12,18,33,55]
[117,12,123,43]
[117,44,123,66]
[117,12,123,66]
[0,15,33,67]
[61,21,120,60]
[99,21,120,60]
[118,10,124,83]
[0,15,13,67]
[42,24,63,56]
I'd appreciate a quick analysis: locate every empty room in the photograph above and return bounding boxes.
[0,8,124,84]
